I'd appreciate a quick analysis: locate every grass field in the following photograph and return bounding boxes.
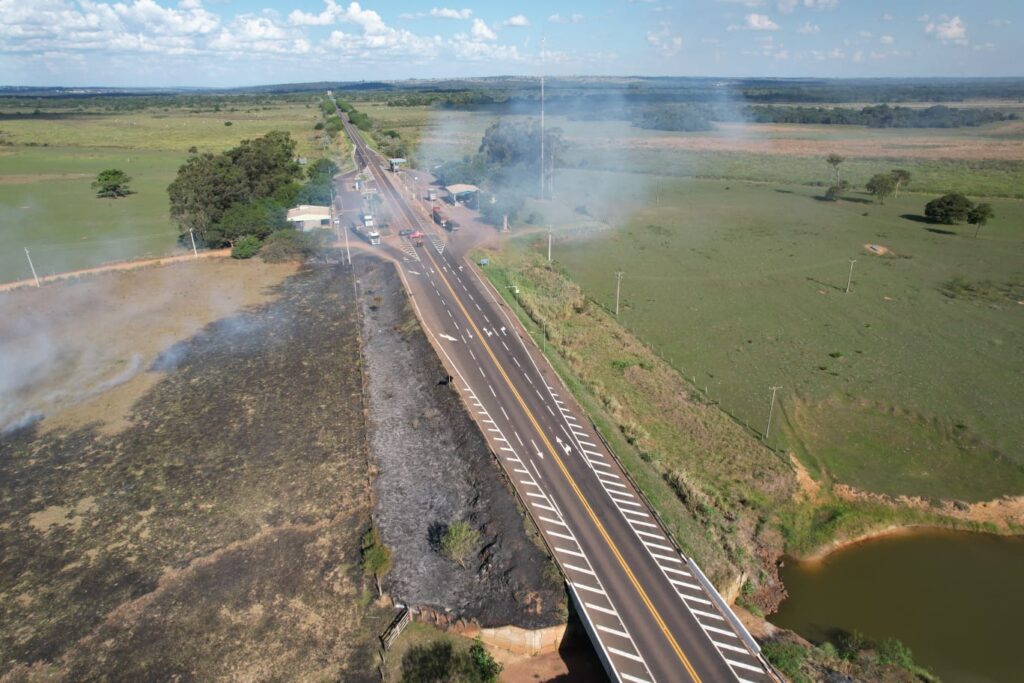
[539,171,1024,502]
[0,102,348,281]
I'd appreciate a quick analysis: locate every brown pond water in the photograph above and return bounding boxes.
[770,529,1024,683]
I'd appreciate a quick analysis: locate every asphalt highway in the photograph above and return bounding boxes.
[335,101,777,683]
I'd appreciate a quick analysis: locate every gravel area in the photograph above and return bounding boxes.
[357,256,565,629]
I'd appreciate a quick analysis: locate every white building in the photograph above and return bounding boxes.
[286,205,331,232]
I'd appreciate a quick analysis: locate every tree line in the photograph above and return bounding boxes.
[167,130,336,259]
[747,104,1016,128]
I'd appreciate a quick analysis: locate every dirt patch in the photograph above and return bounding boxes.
[0,263,386,680]
[0,258,297,435]
[0,173,93,185]
[789,454,821,502]
[863,243,890,256]
[833,485,1024,533]
[356,256,566,629]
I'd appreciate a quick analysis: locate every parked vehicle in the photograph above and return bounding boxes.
[399,228,414,237]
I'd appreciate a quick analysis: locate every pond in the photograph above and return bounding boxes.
[770,528,1024,683]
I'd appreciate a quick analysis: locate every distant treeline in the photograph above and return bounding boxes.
[747,104,1017,128]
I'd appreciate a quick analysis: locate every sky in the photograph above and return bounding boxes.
[0,1,1021,87]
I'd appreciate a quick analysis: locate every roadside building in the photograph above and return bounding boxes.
[445,183,480,208]
[286,205,331,231]
[388,158,406,172]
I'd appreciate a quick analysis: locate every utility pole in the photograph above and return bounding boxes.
[614,271,624,317]
[188,228,198,257]
[24,247,40,287]
[764,385,783,440]
[845,258,857,294]
[547,226,552,263]
[539,37,545,201]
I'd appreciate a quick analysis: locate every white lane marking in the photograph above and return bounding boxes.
[514,431,524,446]
[608,647,644,664]
[573,582,607,596]
[539,516,566,527]
[501,341,510,351]
[500,405,510,421]
[524,373,534,385]
[548,531,577,542]
[645,542,676,552]
[703,625,740,638]
[555,547,586,558]
[596,624,631,639]
[487,428,501,434]
[714,641,751,655]
[513,467,529,474]
[619,507,650,517]
[500,447,515,453]
[584,602,618,617]
[671,580,704,592]
[526,492,546,499]
[546,405,555,417]
[530,459,544,482]
[512,357,521,367]
[564,563,595,575]
[629,519,659,528]
[662,566,691,576]
[726,659,766,674]
[649,552,683,564]
[605,481,628,490]
[438,333,458,342]
[530,438,543,460]
[488,384,497,397]
[620,675,653,683]
[681,595,714,606]
[634,530,664,540]
[477,366,485,378]
[474,303,481,311]
[577,440,597,448]
[691,608,725,621]
[532,502,556,512]
[612,497,643,508]
[469,348,477,361]
[589,459,612,469]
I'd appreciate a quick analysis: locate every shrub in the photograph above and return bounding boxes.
[231,235,261,259]
[260,229,322,262]
[762,641,809,683]
[360,526,392,597]
[440,521,480,568]
[924,192,973,224]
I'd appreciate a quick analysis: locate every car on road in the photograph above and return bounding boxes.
[399,228,414,237]
[409,230,425,239]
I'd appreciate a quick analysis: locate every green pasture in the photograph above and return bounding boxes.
[538,170,1024,501]
[0,102,346,280]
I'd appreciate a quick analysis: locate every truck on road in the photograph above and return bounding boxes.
[432,205,458,232]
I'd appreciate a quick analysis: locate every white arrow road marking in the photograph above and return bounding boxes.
[555,436,572,455]
[500,326,507,335]
[408,270,421,275]
[438,334,459,342]
[530,438,543,460]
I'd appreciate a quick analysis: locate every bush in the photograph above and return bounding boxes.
[400,639,502,683]
[360,526,392,597]
[762,641,810,683]
[231,235,261,259]
[260,230,322,262]
[440,520,480,568]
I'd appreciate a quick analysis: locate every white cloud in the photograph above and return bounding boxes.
[811,46,844,60]
[988,19,1011,28]
[796,21,819,34]
[646,22,682,56]
[879,35,894,45]
[972,42,995,52]
[777,0,797,14]
[925,16,968,45]
[431,8,472,20]
[729,14,780,31]
[717,0,766,6]
[549,13,584,25]
[803,0,838,9]
[502,15,529,27]
[470,18,496,41]
[450,34,520,61]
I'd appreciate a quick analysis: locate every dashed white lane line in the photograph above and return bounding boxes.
[488,384,497,397]
[500,405,510,421]
[608,647,644,664]
[514,431,524,446]
[477,366,485,378]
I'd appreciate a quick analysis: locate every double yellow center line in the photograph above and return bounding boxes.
[417,243,702,683]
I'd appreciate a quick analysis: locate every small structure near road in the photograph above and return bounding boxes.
[445,183,480,208]
[388,158,406,172]
[286,205,331,231]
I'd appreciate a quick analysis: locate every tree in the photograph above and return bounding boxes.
[206,198,286,247]
[261,229,324,263]
[361,526,393,597]
[824,180,849,202]
[924,192,974,225]
[890,169,911,198]
[866,173,896,204]
[230,235,261,259]
[968,202,994,238]
[92,169,132,198]
[400,639,502,683]
[440,521,480,569]
[825,153,846,184]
